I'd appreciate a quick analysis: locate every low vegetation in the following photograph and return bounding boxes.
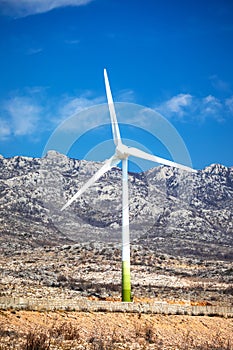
[1,324,232,350]
[1,243,233,305]
[0,311,233,350]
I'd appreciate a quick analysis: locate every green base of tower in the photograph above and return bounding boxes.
[122,260,131,302]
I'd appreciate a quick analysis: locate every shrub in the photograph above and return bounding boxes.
[23,329,50,350]
[177,331,233,350]
[50,321,80,341]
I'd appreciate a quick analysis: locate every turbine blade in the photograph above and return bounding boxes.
[104,68,122,146]
[127,147,197,173]
[61,156,121,211]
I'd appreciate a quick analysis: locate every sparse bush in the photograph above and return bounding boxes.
[57,274,67,283]
[50,321,80,341]
[87,326,121,350]
[145,325,154,344]
[23,329,50,350]
[88,336,107,350]
[177,331,233,350]
[133,321,163,347]
[88,334,113,350]
[223,285,233,295]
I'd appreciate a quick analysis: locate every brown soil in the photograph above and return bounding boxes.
[0,310,233,349]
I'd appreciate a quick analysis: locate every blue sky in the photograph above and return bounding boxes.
[0,0,233,171]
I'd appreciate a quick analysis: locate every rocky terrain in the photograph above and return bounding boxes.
[0,242,233,305]
[0,152,232,305]
[0,151,232,258]
[0,152,233,349]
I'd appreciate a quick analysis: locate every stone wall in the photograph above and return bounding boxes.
[0,297,232,317]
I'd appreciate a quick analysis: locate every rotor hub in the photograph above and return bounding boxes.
[116,144,130,159]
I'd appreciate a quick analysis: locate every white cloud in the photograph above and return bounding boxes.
[1,96,42,138]
[116,89,135,103]
[65,39,80,45]
[209,75,230,92]
[26,48,43,55]
[155,93,232,122]
[202,95,222,115]
[225,96,233,113]
[0,120,11,140]
[1,85,232,143]
[56,94,104,122]
[0,0,94,17]
[0,89,105,141]
[156,93,193,118]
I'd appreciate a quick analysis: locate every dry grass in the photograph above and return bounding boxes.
[18,327,233,350]
[0,310,233,349]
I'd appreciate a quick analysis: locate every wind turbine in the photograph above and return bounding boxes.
[61,69,197,302]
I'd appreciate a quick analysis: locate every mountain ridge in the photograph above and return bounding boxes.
[0,151,232,259]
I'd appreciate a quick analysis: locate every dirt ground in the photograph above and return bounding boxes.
[0,309,233,349]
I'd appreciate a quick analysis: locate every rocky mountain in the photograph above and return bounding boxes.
[0,151,232,259]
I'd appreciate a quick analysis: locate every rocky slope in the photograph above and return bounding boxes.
[0,151,232,259]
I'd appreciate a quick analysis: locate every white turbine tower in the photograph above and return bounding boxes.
[61,69,197,302]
